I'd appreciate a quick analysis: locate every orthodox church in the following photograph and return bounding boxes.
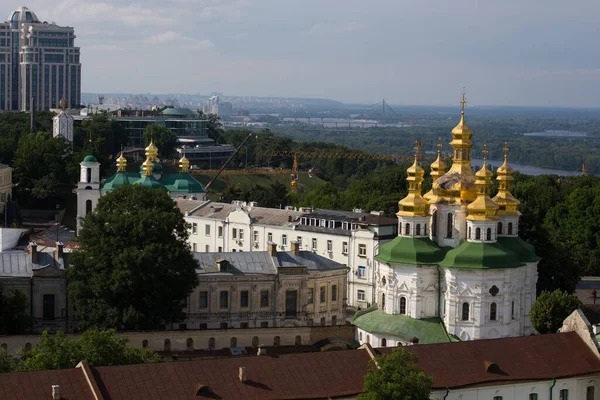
[76,142,206,233]
[354,94,538,345]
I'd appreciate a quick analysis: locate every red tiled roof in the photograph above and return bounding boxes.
[378,331,600,389]
[0,368,94,400]
[93,349,371,399]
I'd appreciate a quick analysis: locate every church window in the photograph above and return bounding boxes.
[381,293,386,310]
[240,291,249,308]
[86,167,91,183]
[530,394,538,400]
[493,397,503,400]
[332,285,337,301]
[366,334,370,344]
[260,290,269,307]
[560,389,569,400]
[199,291,208,309]
[490,302,497,321]
[357,290,366,301]
[486,228,492,241]
[461,302,470,321]
[489,285,499,296]
[511,300,515,319]
[400,297,407,315]
[219,291,229,308]
[381,338,387,347]
[359,332,362,341]
[424,224,427,235]
[405,223,410,235]
[85,200,92,215]
[320,286,326,303]
[475,228,481,240]
[446,213,453,238]
[432,211,437,237]
[416,224,421,236]
[468,226,472,239]
[498,222,503,235]
[587,386,595,400]
[508,222,513,235]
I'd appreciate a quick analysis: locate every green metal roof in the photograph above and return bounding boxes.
[162,173,205,193]
[102,170,204,194]
[497,236,538,262]
[352,309,456,344]
[440,241,524,270]
[376,236,447,265]
[133,175,166,190]
[102,172,131,191]
[139,161,163,174]
[82,154,97,163]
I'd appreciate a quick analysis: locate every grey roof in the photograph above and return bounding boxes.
[0,250,57,277]
[194,251,347,275]
[180,200,302,227]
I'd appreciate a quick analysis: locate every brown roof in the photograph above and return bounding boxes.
[379,331,600,389]
[0,368,94,400]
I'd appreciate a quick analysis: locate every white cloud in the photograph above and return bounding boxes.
[306,22,367,36]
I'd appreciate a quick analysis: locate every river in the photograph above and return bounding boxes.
[470,158,580,176]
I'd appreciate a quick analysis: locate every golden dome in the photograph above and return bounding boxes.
[116,152,127,172]
[492,143,520,216]
[145,141,159,162]
[467,145,498,221]
[424,140,446,202]
[142,158,154,177]
[398,149,429,217]
[179,154,190,173]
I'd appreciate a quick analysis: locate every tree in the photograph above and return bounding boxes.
[143,124,176,158]
[0,348,23,373]
[0,288,33,335]
[197,110,224,143]
[69,185,199,330]
[530,289,583,334]
[23,329,157,371]
[359,348,432,400]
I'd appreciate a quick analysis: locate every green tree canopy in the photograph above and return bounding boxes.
[23,329,157,371]
[143,124,176,158]
[0,288,33,335]
[69,185,199,330]
[359,348,432,400]
[529,289,583,334]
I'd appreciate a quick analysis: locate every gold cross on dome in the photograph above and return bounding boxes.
[460,90,467,113]
[437,137,442,154]
[481,144,488,161]
[503,142,509,160]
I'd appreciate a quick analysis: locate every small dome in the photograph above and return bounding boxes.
[475,161,493,179]
[116,152,127,172]
[83,154,97,163]
[8,6,39,24]
[179,154,190,172]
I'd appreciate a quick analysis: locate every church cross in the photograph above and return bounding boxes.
[460,90,467,113]
[481,144,488,161]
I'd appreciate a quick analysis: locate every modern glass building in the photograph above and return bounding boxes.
[0,6,81,111]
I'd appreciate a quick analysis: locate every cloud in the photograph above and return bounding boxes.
[145,31,214,49]
[306,22,367,36]
[231,32,249,40]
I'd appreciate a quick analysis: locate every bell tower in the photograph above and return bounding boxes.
[76,142,101,234]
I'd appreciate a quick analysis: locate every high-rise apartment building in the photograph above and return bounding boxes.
[0,6,81,111]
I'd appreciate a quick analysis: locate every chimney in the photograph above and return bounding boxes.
[239,366,247,383]
[216,258,228,272]
[55,241,64,262]
[51,385,60,400]
[257,345,267,356]
[290,241,300,256]
[267,242,277,257]
[30,242,38,264]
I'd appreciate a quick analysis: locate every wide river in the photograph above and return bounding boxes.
[470,158,580,176]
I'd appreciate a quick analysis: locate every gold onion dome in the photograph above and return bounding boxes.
[142,157,154,177]
[116,152,127,172]
[466,145,498,221]
[179,154,190,173]
[145,141,159,162]
[398,143,429,217]
[492,143,521,216]
[430,139,447,178]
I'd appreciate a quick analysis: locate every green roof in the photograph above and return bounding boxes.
[82,154,97,163]
[102,170,205,194]
[102,172,131,191]
[352,309,456,344]
[133,175,166,190]
[376,236,446,265]
[497,236,538,262]
[440,241,524,270]
[162,173,205,193]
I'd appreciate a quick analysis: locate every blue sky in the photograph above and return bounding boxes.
[17,0,600,107]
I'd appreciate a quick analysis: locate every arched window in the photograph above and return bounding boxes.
[560,389,569,400]
[142,340,148,348]
[498,222,503,235]
[230,337,237,348]
[508,222,513,235]
[424,223,427,235]
[86,168,92,183]
[381,293,386,310]
[405,223,410,235]
[400,297,407,315]
[432,211,437,237]
[490,302,497,321]
[273,336,280,346]
[85,199,92,215]
[366,334,370,345]
[252,336,259,348]
[486,228,492,241]
[208,337,215,350]
[461,302,470,321]
[475,227,481,240]
[186,338,194,351]
[381,338,387,347]
[511,300,515,319]
[493,397,503,400]
[586,386,595,400]
[164,339,171,352]
[295,335,302,345]
[359,332,363,341]
[416,224,421,236]
[468,226,472,239]
[446,213,453,238]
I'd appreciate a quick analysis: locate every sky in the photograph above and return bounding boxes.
[14,0,600,107]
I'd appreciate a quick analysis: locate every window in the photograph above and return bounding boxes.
[468,226,472,239]
[508,222,513,235]
[260,290,269,307]
[239,230,244,241]
[493,397,502,400]
[357,290,366,301]
[381,293,386,309]
[342,241,348,254]
[260,322,268,328]
[220,322,227,329]
[307,288,314,304]
[490,302,497,321]
[400,297,407,314]
[587,386,595,400]
[416,223,421,236]
[312,238,317,250]
[205,225,210,236]
[320,286,326,303]
[327,240,332,252]
[297,236,302,246]
[381,338,387,347]
[198,290,208,309]
[218,246,223,252]
[282,234,287,246]
[253,230,259,243]
[461,302,469,321]
[232,228,237,239]
[447,213,453,238]
[240,290,249,308]
[486,228,492,241]
[560,389,569,400]
[358,244,367,257]
[85,200,92,215]
[358,266,366,279]
[511,300,515,319]
[268,232,273,242]
[404,223,410,235]
[475,227,481,240]
[331,285,337,301]
[205,245,209,252]
[192,223,198,234]
[432,211,437,237]
[332,315,337,325]
[218,226,223,237]
[219,291,229,308]
[192,243,197,252]
[529,394,538,400]
[497,222,503,235]
[320,317,326,326]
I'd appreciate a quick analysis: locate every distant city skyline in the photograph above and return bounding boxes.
[17,0,600,108]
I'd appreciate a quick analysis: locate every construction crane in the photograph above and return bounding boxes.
[203,132,254,191]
